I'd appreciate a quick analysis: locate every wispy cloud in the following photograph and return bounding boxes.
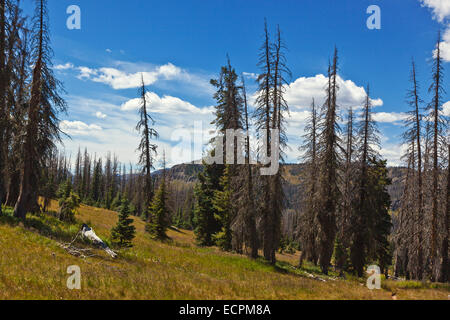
[242,72,258,80]
[56,60,214,96]
[60,120,102,136]
[372,112,408,123]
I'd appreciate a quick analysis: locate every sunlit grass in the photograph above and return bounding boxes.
[0,201,448,300]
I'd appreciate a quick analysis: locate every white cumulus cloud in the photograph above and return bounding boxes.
[372,112,408,123]
[82,63,181,90]
[120,91,215,115]
[285,74,383,111]
[54,62,74,70]
[420,0,450,22]
[60,120,102,136]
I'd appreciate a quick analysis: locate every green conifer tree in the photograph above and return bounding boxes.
[146,179,170,240]
[193,167,221,246]
[58,178,80,223]
[146,154,170,240]
[111,197,136,248]
[212,166,233,251]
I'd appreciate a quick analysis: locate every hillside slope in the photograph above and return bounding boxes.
[0,202,448,300]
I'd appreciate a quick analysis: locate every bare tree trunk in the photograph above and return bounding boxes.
[242,76,258,259]
[411,61,424,280]
[439,143,450,282]
[0,0,6,214]
[261,20,273,264]
[430,33,442,280]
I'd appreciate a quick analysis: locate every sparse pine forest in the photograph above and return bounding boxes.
[0,0,449,300]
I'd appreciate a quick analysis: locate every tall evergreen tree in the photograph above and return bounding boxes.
[146,153,170,240]
[350,85,382,276]
[366,158,392,276]
[193,164,222,246]
[0,0,23,210]
[212,165,233,251]
[0,0,6,214]
[5,13,29,207]
[91,157,102,203]
[316,48,341,274]
[14,0,66,219]
[210,57,245,251]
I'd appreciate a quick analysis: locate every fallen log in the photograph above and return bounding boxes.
[59,224,117,259]
[59,231,96,259]
[80,224,117,258]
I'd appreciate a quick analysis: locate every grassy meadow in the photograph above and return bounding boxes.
[0,201,448,300]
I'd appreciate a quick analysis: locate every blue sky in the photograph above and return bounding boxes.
[20,0,450,167]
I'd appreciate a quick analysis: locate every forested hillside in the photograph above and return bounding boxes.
[0,1,449,301]
[158,163,407,237]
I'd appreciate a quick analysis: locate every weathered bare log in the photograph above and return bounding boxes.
[81,224,117,258]
[59,225,117,259]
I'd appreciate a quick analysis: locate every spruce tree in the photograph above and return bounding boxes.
[350,85,380,276]
[4,20,29,207]
[209,57,245,251]
[366,158,392,276]
[91,158,102,204]
[146,153,170,240]
[316,49,341,274]
[111,196,136,248]
[212,165,233,251]
[193,166,221,246]
[57,178,80,223]
[14,0,66,219]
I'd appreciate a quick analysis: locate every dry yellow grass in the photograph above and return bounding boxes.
[0,201,448,300]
